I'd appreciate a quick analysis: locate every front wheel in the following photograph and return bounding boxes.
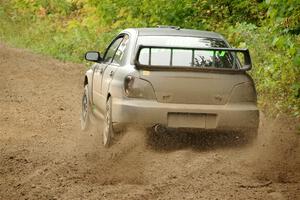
[80,85,91,131]
[103,97,114,147]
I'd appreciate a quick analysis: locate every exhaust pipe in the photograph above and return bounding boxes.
[153,124,166,134]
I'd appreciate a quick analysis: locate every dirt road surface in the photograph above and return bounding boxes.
[0,43,299,200]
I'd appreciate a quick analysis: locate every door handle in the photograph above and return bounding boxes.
[109,71,114,77]
[100,68,104,74]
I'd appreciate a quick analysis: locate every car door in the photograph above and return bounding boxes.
[101,34,129,102]
[93,36,124,112]
[92,62,106,111]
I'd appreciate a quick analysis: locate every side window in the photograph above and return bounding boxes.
[103,37,123,63]
[112,34,129,65]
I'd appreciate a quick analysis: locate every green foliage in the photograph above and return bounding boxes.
[191,0,267,29]
[88,0,197,28]
[86,0,266,30]
[0,0,299,117]
[11,0,73,16]
[266,0,300,34]
[223,23,299,116]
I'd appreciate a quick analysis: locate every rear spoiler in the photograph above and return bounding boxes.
[134,45,252,72]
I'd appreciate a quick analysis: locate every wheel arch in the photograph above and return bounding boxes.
[84,69,94,105]
[84,76,88,86]
[106,93,111,102]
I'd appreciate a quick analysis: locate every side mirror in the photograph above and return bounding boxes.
[85,51,102,63]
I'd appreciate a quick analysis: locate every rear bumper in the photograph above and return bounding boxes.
[112,98,259,130]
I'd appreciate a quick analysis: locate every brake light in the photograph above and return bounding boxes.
[229,82,257,103]
[124,75,156,99]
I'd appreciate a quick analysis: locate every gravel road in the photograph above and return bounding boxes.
[0,43,299,200]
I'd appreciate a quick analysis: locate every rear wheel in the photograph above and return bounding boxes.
[103,97,114,147]
[80,85,91,131]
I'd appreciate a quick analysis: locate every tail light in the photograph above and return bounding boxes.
[124,75,156,99]
[229,82,257,103]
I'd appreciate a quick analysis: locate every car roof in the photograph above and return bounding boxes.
[133,27,224,39]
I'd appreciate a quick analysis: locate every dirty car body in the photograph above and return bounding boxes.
[82,27,259,146]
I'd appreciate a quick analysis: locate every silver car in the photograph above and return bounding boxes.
[81,27,259,147]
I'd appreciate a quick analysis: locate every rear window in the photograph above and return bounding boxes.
[136,36,240,69]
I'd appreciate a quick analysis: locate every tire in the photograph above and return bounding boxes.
[103,97,114,147]
[80,85,91,131]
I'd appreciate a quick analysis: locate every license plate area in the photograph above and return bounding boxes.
[167,113,217,129]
